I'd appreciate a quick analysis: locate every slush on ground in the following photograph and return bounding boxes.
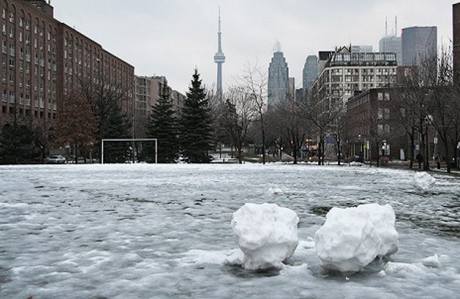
[0,164,460,298]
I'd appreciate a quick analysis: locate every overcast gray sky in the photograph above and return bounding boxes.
[53,0,456,94]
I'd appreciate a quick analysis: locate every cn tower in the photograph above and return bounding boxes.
[214,8,225,99]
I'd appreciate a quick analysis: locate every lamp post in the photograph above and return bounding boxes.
[358,134,363,162]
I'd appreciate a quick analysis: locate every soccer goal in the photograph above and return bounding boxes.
[101,138,158,164]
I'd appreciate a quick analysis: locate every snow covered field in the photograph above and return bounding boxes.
[1,164,460,299]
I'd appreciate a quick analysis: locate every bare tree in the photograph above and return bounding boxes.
[270,98,309,164]
[426,48,457,173]
[305,96,343,165]
[56,89,97,163]
[242,64,268,164]
[219,86,257,163]
[389,87,418,169]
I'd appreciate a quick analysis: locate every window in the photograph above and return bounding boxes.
[384,108,390,120]
[384,124,391,134]
[377,92,383,101]
[384,92,390,101]
[377,108,383,120]
[378,124,384,135]
[400,108,406,118]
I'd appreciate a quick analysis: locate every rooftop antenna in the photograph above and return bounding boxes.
[218,6,221,34]
[395,16,398,37]
[385,16,388,36]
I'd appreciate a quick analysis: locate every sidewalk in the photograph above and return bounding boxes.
[384,160,460,177]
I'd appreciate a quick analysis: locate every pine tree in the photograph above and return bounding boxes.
[0,123,40,164]
[180,70,213,163]
[95,93,131,163]
[146,83,178,163]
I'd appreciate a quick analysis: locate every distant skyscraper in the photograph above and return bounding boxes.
[318,51,334,74]
[303,55,318,91]
[288,77,296,99]
[268,44,289,107]
[214,8,225,99]
[402,26,437,67]
[351,45,374,53]
[379,17,402,65]
[380,36,402,65]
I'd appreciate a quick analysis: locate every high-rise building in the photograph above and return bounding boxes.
[351,45,373,53]
[214,8,225,99]
[318,51,334,74]
[401,26,437,67]
[379,17,402,65]
[454,3,460,81]
[288,77,295,99]
[303,55,318,91]
[134,76,185,138]
[0,0,135,143]
[379,36,402,65]
[268,47,289,108]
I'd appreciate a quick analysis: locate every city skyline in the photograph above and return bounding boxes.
[53,0,455,94]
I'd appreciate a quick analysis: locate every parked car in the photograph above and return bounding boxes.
[45,155,66,164]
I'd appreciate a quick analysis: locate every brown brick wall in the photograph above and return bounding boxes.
[1,0,134,141]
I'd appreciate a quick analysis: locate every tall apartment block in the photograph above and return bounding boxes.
[0,0,134,140]
[401,26,437,67]
[134,75,185,138]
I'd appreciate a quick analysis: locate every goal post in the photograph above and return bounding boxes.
[101,138,158,164]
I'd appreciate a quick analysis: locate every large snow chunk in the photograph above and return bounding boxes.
[414,172,436,191]
[315,203,399,273]
[231,203,299,270]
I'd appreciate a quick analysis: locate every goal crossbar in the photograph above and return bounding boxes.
[101,138,158,164]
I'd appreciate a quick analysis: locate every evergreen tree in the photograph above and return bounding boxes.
[180,70,213,163]
[95,95,131,163]
[146,83,178,163]
[0,123,41,164]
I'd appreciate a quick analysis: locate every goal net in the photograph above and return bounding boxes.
[101,138,158,164]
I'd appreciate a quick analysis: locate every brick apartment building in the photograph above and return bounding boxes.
[0,0,134,142]
[134,75,185,138]
[346,88,408,162]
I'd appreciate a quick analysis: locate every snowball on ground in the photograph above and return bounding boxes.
[231,203,299,270]
[414,172,436,191]
[315,203,399,273]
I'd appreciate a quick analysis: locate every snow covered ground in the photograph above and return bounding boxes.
[0,164,460,298]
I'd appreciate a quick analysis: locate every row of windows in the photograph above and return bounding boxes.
[377,108,391,120]
[1,105,56,119]
[329,68,397,75]
[329,75,395,83]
